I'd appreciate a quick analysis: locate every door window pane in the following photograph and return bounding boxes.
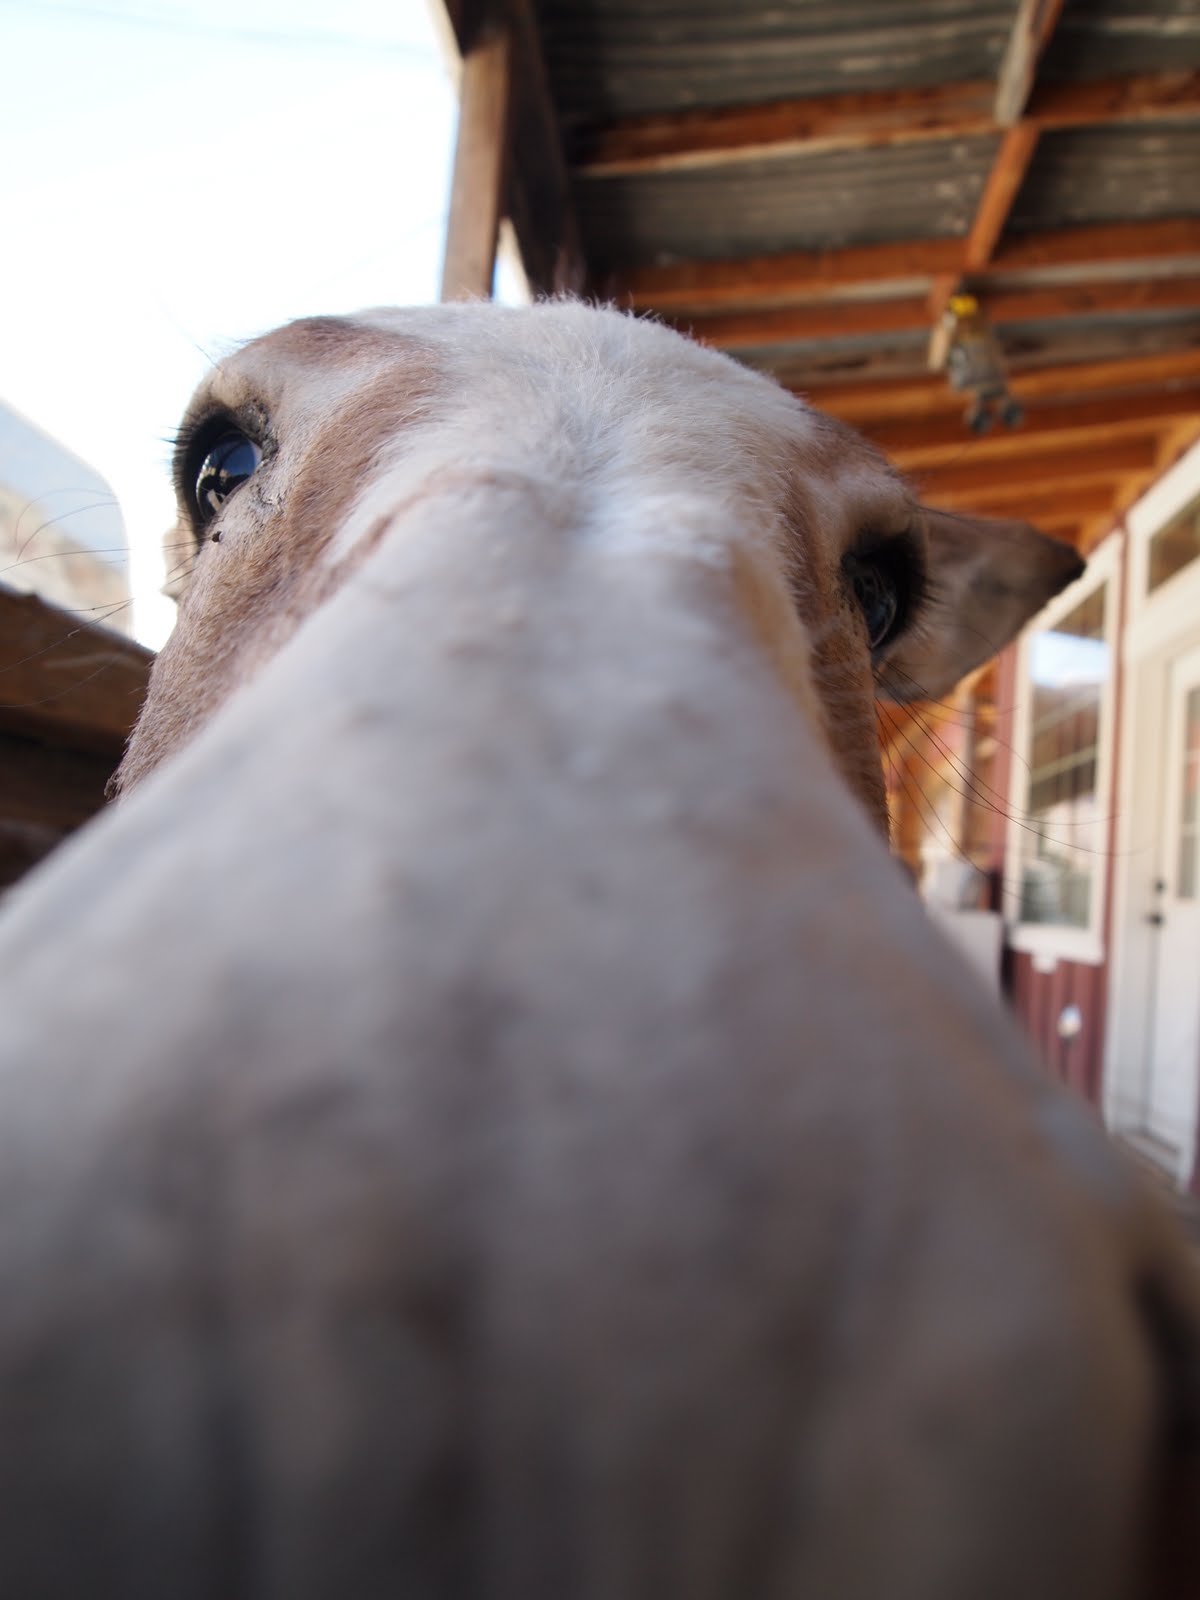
[1148,493,1200,594]
[1018,584,1108,928]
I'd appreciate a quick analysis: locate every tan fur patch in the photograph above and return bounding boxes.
[117,334,442,791]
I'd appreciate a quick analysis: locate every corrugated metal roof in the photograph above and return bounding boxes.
[538,0,1020,126]
[1040,0,1200,83]
[522,0,1200,538]
[1010,120,1200,232]
[577,135,999,271]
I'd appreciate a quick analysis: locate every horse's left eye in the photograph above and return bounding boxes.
[843,538,920,659]
[194,432,262,528]
[849,560,900,651]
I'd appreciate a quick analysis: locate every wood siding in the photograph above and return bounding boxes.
[0,586,151,893]
[1006,948,1107,1104]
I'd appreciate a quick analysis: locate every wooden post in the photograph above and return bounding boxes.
[440,20,513,302]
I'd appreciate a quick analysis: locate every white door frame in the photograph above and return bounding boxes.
[1105,440,1200,1186]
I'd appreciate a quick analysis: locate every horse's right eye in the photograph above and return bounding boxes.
[194,432,262,530]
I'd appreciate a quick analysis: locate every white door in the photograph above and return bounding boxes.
[1144,641,1200,1177]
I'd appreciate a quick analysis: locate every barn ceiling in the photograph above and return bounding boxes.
[440,0,1200,556]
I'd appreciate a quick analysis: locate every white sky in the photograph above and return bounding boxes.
[1,0,471,646]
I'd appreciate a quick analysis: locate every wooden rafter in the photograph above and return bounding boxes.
[614,219,1200,314]
[505,0,584,293]
[574,80,996,176]
[799,348,1200,424]
[1028,71,1200,128]
[677,275,1200,352]
[674,296,932,350]
[871,388,1200,467]
[985,274,1200,325]
[909,438,1161,497]
[962,123,1040,273]
[949,484,1123,522]
[992,217,1200,274]
[571,70,1200,178]
[928,0,1067,362]
[0,588,151,756]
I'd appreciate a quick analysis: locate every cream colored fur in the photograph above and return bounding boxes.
[0,302,1195,1600]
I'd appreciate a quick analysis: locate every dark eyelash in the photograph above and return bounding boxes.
[169,412,222,504]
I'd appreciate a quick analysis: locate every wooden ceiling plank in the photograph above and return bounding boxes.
[926,474,1151,509]
[990,217,1200,273]
[0,588,151,756]
[910,438,1160,495]
[679,275,1200,352]
[569,71,1200,180]
[801,348,1200,423]
[573,80,997,177]
[874,389,1200,465]
[615,219,1200,314]
[614,237,966,312]
[1029,70,1200,129]
[993,0,1068,126]
[985,274,1200,325]
[674,296,932,349]
[949,484,1121,520]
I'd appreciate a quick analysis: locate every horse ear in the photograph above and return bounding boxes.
[876,509,1085,703]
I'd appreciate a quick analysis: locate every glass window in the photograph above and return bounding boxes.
[1148,492,1200,595]
[1017,583,1109,930]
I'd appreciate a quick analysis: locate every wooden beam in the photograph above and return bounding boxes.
[1028,70,1200,129]
[911,438,1160,497]
[871,388,1200,467]
[993,0,1068,125]
[436,0,582,299]
[985,273,1200,326]
[802,348,1200,424]
[570,71,1200,179]
[573,80,997,177]
[673,295,932,350]
[963,122,1040,272]
[616,237,966,313]
[941,0,1063,366]
[990,217,1200,273]
[680,274,1200,353]
[949,484,1120,522]
[504,0,585,293]
[441,19,513,301]
[615,218,1200,314]
[0,587,151,756]
[0,728,118,832]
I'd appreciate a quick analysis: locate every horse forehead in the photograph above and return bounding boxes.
[206,316,432,419]
[223,306,762,420]
[208,308,890,521]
